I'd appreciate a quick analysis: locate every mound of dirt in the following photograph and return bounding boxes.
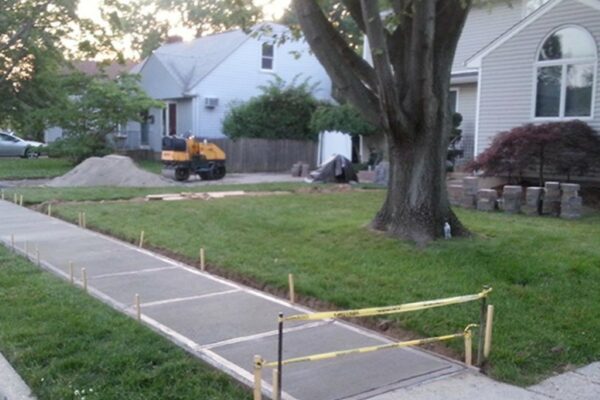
[47,155,174,187]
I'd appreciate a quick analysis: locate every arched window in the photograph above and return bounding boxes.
[535,26,597,118]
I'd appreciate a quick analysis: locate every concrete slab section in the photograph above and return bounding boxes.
[90,267,235,305]
[371,370,551,400]
[213,322,461,400]
[529,370,600,400]
[15,237,171,277]
[576,362,600,382]
[0,352,36,400]
[0,221,70,239]
[0,218,170,278]
[143,290,305,346]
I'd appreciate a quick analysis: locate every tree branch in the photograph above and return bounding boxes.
[292,0,380,126]
[360,0,409,134]
[0,19,35,54]
[341,0,366,34]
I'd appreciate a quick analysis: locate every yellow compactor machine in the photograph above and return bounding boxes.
[161,136,226,181]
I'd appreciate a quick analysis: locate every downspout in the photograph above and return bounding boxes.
[473,67,483,160]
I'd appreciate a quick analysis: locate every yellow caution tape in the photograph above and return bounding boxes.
[263,326,478,368]
[282,287,492,322]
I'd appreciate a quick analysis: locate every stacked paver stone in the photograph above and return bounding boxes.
[300,163,310,177]
[291,162,302,177]
[476,189,497,211]
[501,186,523,214]
[560,183,583,219]
[449,178,583,219]
[522,187,543,216]
[448,184,463,207]
[461,177,478,209]
[291,162,310,177]
[542,181,561,216]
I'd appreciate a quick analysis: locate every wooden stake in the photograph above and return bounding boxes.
[69,262,74,284]
[1,189,4,200]
[36,245,40,266]
[288,273,295,304]
[139,230,145,248]
[464,332,473,367]
[253,355,263,400]
[78,212,82,227]
[200,247,205,271]
[484,305,495,359]
[47,203,52,217]
[135,293,141,322]
[272,369,279,400]
[19,195,23,206]
[10,234,14,252]
[82,212,86,228]
[82,268,88,292]
[13,193,17,203]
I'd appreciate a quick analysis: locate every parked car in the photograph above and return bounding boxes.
[0,131,45,158]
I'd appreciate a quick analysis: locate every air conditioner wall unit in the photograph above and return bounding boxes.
[204,97,219,108]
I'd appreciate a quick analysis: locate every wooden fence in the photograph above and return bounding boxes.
[126,138,317,173]
[210,138,317,173]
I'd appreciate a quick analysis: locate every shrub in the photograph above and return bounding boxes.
[447,112,464,171]
[468,120,600,185]
[309,103,377,137]
[222,77,320,141]
[47,132,111,164]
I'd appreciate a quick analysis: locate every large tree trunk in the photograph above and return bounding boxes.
[293,0,472,244]
[372,120,467,245]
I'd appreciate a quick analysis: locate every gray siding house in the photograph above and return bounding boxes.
[126,23,332,152]
[363,0,600,166]
[466,0,600,157]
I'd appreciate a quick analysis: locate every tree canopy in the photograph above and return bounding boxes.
[310,103,377,137]
[0,0,124,135]
[47,73,162,163]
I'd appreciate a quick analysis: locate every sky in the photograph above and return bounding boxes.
[78,0,291,42]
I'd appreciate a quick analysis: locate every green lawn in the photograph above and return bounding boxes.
[0,158,72,180]
[0,247,251,400]
[49,191,600,386]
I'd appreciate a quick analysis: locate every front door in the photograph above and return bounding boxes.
[140,111,150,146]
[168,103,177,136]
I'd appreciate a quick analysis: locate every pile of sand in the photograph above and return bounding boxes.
[47,155,174,187]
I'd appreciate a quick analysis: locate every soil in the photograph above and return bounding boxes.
[581,185,600,210]
[47,155,174,187]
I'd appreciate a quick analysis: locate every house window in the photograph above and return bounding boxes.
[261,42,274,70]
[449,89,458,113]
[534,26,596,119]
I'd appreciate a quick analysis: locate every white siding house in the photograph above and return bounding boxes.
[127,23,332,152]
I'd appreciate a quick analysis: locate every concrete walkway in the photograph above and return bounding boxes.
[2,199,590,400]
[0,351,36,400]
[0,200,464,399]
